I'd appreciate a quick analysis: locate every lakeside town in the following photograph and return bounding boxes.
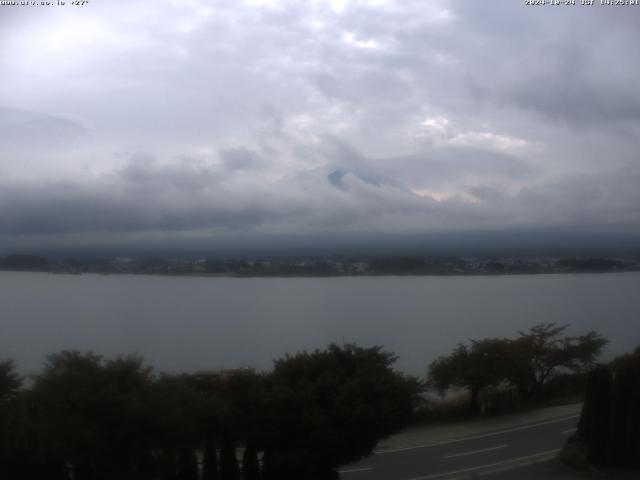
[1,253,638,277]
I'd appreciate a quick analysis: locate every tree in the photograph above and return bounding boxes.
[262,344,421,479]
[2,345,421,479]
[0,359,21,403]
[202,434,219,480]
[147,373,204,478]
[428,324,608,410]
[242,443,260,480]
[578,365,612,465]
[219,431,241,480]
[428,339,510,414]
[213,371,268,451]
[177,448,199,480]
[577,346,640,467]
[190,370,266,480]
[509,323,608,399]
[0,360,24,477]
[30,351,157,480]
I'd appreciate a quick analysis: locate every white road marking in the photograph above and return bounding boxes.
[443,444,507,459]
[562,428,577,434]
[407,448,561,480]
[375,414,580,454]
[339,467,373,474]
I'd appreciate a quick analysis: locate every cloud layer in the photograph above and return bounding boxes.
[1,0,639,249]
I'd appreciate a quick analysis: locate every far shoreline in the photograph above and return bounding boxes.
[2,268,639,279]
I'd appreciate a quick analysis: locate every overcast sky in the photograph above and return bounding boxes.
[1,0,639,252]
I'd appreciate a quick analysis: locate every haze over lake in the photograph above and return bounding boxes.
[2,271,639,376]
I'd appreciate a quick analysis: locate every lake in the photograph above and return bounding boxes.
[1,271,639,376]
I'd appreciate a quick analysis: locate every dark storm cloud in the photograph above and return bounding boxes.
[0,144,638,240]
[0,158,275,235]
[514,162,640,230]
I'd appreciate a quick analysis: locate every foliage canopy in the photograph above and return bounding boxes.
[428,323,607,412]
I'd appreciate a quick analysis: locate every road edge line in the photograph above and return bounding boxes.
[375,415,579,454]
[406,448,561,480]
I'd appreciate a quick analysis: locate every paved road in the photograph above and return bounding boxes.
[339,414,580,480]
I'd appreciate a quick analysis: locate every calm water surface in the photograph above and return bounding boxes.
[1,271,639,376]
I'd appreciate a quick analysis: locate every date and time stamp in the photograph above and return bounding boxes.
[1,0,639,6]
[0,1,89,6]
[526,0,639,5]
